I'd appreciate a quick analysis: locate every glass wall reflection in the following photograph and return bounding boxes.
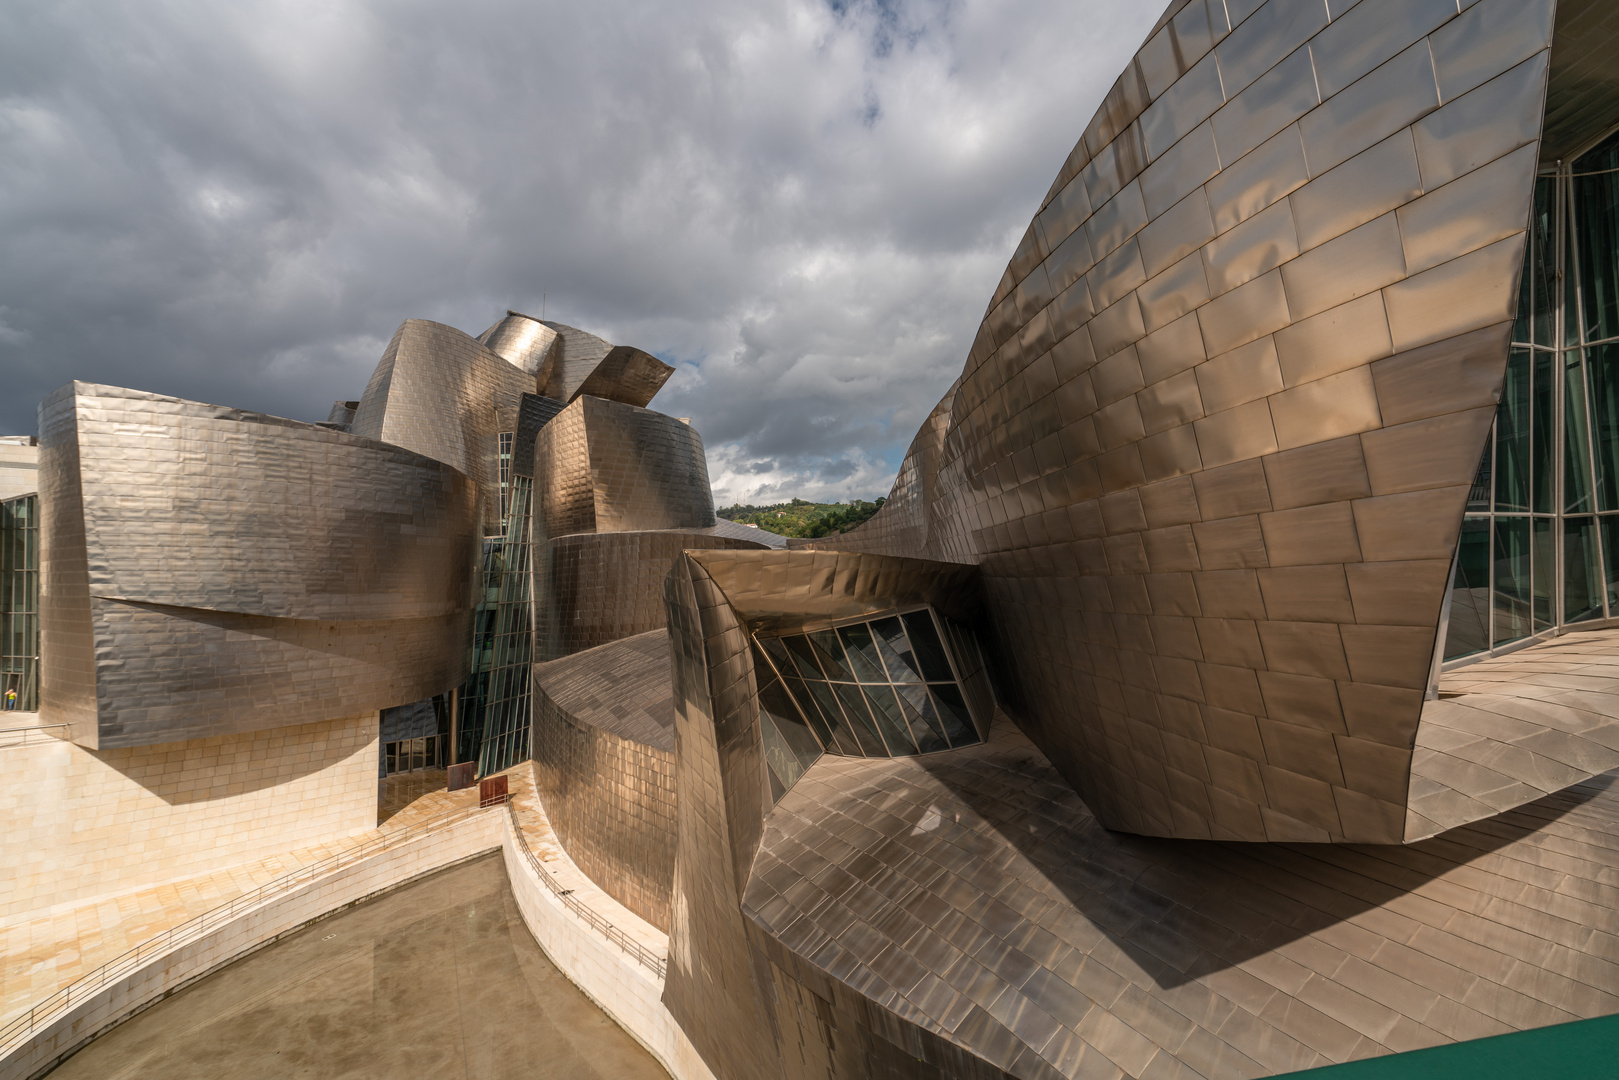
[751,607,991,802]
[1446,131,1619,661]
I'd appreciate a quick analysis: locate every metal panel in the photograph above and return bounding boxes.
[39,382,480,748]
[798,0,1561,849]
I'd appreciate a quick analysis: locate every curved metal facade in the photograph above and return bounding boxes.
[351,318,533,533]
[531,630,677,930]
[39,382,481,748]
[534,395,718,539]
[812,0,1585,844]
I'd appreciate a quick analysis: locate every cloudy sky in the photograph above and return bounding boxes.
[0,0,1157,506]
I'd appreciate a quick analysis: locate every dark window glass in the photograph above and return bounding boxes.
[1602,517,1619,611]
[1533,351,1555,513]
[781,672,836,748]
[871,616,921,681]
[895,684,951,750]
[1466,439,1492,513]
[1574,132,1619,345]
[1564,517,1604,623]
[862,685,919,756]
[1496,349,1532,512]
[759,678,824,764]
[1529,176,1557,348]
[807,629,855,682]
[1494,517,1533,646]
[901,611,955,681]
[832,681,888,755]
[1589,343,1619,511]
[1444,519,1491,661]
[837,623,887,683]
[929,684,977,746]
[760,712,807,791]
[1567,351,1597,513]
[805,679,861,755]
[1533,515,1554,631]
[782,634,826,682]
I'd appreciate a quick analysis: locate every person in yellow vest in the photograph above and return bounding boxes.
[3,687,15,711]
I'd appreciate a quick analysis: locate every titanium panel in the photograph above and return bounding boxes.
[351,318,535,533]
[477,310,560,376]
[532,629,676,929]
[38,382,480,748]
[534,396,717,539]
[743,719,1619,1079]
[800,0,1567,842]
[536,529,769,660]
[568,345,676,409]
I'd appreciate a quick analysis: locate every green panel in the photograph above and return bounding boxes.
[1565,352,1595,512]
[1493,517,1533,646]
[1443,519,1491,661]
[1495,349,1532,512]
[1564,517,1604,623]
[1280,1014,1619,1079]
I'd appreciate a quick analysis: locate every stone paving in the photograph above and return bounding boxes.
[0,769,484,1029]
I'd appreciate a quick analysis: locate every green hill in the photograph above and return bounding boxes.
[716,497,885,539]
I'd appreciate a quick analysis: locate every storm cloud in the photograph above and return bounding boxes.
[0,0,1157,504]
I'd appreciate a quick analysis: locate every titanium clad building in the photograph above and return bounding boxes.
[6,1,1619,1078]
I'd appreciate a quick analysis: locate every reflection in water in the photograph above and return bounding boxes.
[48,853,668,1080]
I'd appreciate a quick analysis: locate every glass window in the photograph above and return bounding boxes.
[1444,519,1490,661]
[1566,352,1596,513]
[1574,131,1619,346]
[1565,517,1603,623]
[754,607,989,771]
[901,611,955,681]
[1493,517,1532,647]
[1495,350,1532,513]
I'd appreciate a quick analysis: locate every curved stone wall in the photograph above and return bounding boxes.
[809,0,1571,843]
[531,630,677,930]
[39,382,481,748]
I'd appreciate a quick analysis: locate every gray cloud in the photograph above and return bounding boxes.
[0,0,1157,503]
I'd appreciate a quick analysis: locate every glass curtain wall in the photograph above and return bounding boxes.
[1,495,39,712]
[752,607,989,802]
[470,475,535,776]
[1446,131,1619,661]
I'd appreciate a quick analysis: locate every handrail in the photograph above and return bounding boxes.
[504,799,667,978]
[0,723,67,749]
[0,800,488,1057]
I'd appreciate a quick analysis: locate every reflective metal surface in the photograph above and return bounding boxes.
[531,630,676,930]
[38,383,480,748]
[807,0,1576,844]
[534,396,717,539]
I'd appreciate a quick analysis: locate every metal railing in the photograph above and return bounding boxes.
[0,801,487,1058]
[504,800,668,978]
[0,722,67,749]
